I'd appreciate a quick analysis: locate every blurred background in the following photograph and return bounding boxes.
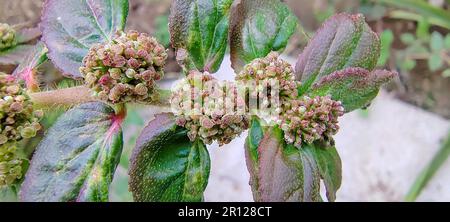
[0,0,449,202]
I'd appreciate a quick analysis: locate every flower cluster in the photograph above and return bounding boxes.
[80,30,168,104]
[0,73,42,186]
[0,144,22,187]
[0,23,16,50]
[171,71,249,146]
[279,95,344,148]
[236,52,298,123]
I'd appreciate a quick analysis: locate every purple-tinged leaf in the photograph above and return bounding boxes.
[13,42,48,91]
[41,0,129,79]
[169,0,233,74]
[0,27,41,66]
[248,127,321,202]
[309,67,397,112]
[296,13,380,93]
[20,102,124,202]
[229,0,298,73]
[16,27,41,44]
[306,145,341,202]
[0,45,34,65]
[129,113,210,202]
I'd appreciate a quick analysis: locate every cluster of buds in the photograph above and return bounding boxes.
[0,144,22,186]
[236,52,298,123]
[279,95,344,148]
[0,73,42,186]
[0,23,16,50]
[171,71,249,146]
[80,30,168,104]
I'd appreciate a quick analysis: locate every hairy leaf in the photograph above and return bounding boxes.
[169,0,234,73]
[20,102,123,202]
[229,0,298,72]
[0,27,41,65]
[13,42,48,91]
[249,127,321,202]
[0,45,34,65]
[41,0,129,79]
[296,13,380,94]
[309,67,397,112]
[129,113,210,202]
[306,145,341,202]
[16,27,42,44]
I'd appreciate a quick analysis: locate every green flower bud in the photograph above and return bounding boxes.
[171,71,249,146]
[80,30,168,104]
[0,23,17,50]
[0,72,42,187]
[0,73,42,143]
[0,143,22,187]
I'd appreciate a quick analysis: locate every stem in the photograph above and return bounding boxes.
[29,86,95,108]
[405,131,450,202]
[29,86,172,108]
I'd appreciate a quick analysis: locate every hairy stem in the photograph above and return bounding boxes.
[29,86,172,108]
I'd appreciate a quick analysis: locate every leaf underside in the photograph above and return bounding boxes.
[20,102,123,202]
[229,0,298,72]
[309,67,397,112]
[41,0,129,79]
[129,113,210,202]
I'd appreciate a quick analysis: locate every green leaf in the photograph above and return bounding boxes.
[306,145,341,202]
[400,33,416,45]
[295,14,380,94]
[445,34,450,49]
[378,29,394,66]
[169,0,234,73]
[244,117,264,201]
[20,102,124,202]
[429,53,443,71]
[416,18,430,40]
[128,113,210,202]
[388,10,450,30]
[0,45,34,65]
[443,69,450,78]
[403,59,417,71]
[41,0,129,79]
[380,0,450,31]
[430,32,444,52]
[248,127,321,202]
[229,0,298,72]
[309,67,397,112]
[154,15,170,47]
